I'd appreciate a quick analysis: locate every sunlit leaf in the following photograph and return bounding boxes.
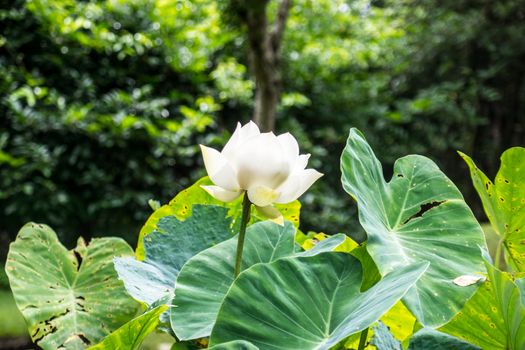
[380,301,417,344]
[460,148,525,271]
[296,233,347,257]
[440,259,525,349]
[87,306,168,350]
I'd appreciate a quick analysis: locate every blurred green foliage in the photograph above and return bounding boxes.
[0,289,27,338]
[1,0,524,257]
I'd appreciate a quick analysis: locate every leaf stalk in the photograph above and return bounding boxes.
[357,327,368,350]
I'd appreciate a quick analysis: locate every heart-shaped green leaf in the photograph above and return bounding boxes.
[136,177,301,259]
[170,223,346,341]
[460,148,525,271]
[87,305,168,350]
[440,259,525,349]
[209,252,428,349]
[341,128,486,327]
[5,223,137,350]
[114,205,232,305]
[170,221,296,340]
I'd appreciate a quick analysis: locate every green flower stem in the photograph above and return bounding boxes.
[357,327,369,350]
[234,193,252,278]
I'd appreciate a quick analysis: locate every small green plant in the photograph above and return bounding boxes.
[5,125,525,349]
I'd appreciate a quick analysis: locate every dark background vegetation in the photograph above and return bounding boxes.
[1,0,524,305]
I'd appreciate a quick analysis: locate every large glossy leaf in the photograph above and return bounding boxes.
[170,223,346,341]
[341,128,486,327]
[440,259,525,349]
[209,252,428,349]
[136,177,301,259]
[87,305,167,350]
[408,329,480,350]
[170,221,296,340]
[114,205,231,305]
[460,148,525,271]
[5,223,137,350]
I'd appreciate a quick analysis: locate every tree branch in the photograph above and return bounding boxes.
[271,0,293,52]
[243,0,292,131]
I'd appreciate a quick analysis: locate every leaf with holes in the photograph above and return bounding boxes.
[209,252,428,349]
[87,305,167,350]
[5,223,137,350]
[136,177,301,259]
[439,259,525,350]
[460,148,525,271]
[114,205,232,305]
[170,221,297,340]
[341,128,487,327]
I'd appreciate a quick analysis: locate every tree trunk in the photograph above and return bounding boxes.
[244,0,292,132]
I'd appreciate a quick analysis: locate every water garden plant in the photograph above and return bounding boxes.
[5,122,525,349]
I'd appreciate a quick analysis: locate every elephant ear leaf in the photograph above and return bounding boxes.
[460,147,525,271]
[209,252,428,349]
[170,221,296,340]
[340,128,487,327]
[5,223,137,350]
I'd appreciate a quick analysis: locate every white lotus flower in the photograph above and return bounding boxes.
[200,121,323,222]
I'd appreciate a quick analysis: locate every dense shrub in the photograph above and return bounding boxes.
[1,0,524,259]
